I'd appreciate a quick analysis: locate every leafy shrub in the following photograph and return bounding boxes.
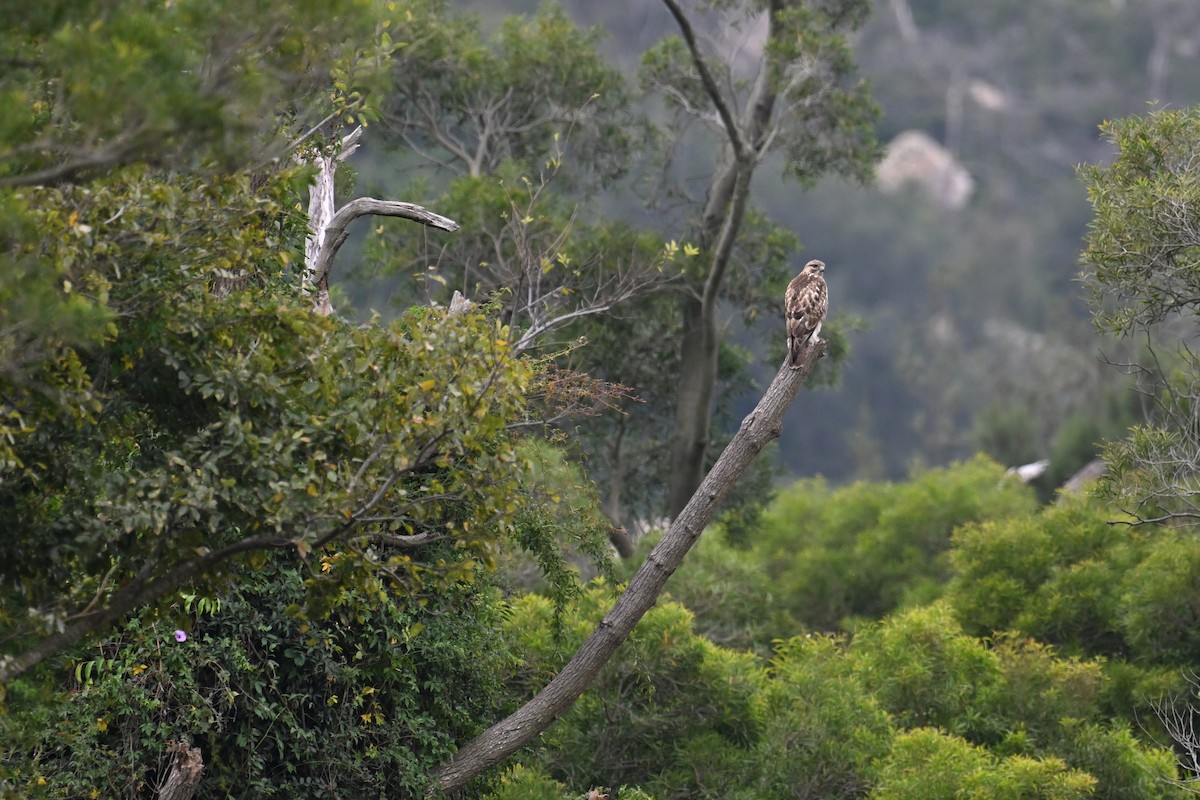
[507,589,894,800]
[947,498,1132,654]
[1050,720,1183,800]
[757,456,1036,630]
[987,637,1102,747]
[749,634,893,800]
[4,560,513,799]
[870,728,1096,800]
[1118,536,1200,663]
[850,603,1006,743]
[505,587,765,793]
[484,764,571,800]
[949,494,1200,668]
[618,525,803,656]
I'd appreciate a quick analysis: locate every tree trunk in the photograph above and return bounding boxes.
[157,740,204,800]
[432,339,827,795]
[666,294,720,516]
[660,0,783,517]
[304,126,363,315]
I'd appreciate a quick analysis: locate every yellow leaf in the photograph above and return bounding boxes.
[418,379,435,391]
[96,718,108,733]
[68,210,78,226]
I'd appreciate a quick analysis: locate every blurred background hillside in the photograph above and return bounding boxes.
[346,0,1200,493]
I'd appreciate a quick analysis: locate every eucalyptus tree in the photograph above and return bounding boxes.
[643,0,879,515]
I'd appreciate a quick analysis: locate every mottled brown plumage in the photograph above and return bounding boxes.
[785,259,827,368]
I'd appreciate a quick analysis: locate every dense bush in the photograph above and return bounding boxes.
[850,603,1009,743]
[3,559,513,798]
[755,456,1037,630]
[746,634,893,800]
[947,499,1133,653]
[848,603,1183,799]
[949,495,1200,667]
[618,525,803,656]
[619,456,1038,656]
[1118,536,1200,663]
[484,764,656,800]
[505,587,765,794]
[870,728,1096,800]
[503,570,1185,800]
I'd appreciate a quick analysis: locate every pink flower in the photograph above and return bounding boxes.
[174,630,187,643]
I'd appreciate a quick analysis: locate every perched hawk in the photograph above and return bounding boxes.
[785,259,827,369]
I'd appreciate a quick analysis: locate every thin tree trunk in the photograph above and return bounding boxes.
[432,339,827,795]
[662,0,783,517]
[604,419,636,558]
[666,294,720,515]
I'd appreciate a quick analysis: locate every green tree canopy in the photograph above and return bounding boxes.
[1080,105,1200,527]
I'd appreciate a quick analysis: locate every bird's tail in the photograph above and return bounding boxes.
[788,338,803,369]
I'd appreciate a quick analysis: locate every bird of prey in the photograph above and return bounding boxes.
[785,259,828,369]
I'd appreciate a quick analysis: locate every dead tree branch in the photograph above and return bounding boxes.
[432,338,827,794]
[304,126,460,314]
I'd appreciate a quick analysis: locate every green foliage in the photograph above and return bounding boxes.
[0,0,383,186]
[948,495,1200,666]
[613,458,1041,656]
[506,590,892,800]
[849,608,1181,799]
[506,587,765,793]
[484,764,658,800]
[1080,107,1200,336]
[381,0,642,186]
[749,634,892,800]
[1079,106,1200,527]
[3,560,513,798]
[1118,536,1200,663]
[871,728,1096,800]
[0,188,537,662]
[987,637,1103,748]
[0,0,565,679]
[851,603,1007,743]
[755,456,1036,630]
[498,438,615,609]
[485,764,571,800]
[619,525,802,656]
[947,499,1133,654]
[639,0,880,187]
[504,563,1183,800]
[1050,720,1183,800]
